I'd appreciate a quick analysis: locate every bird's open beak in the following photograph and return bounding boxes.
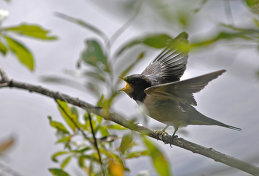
[120,79,133,94]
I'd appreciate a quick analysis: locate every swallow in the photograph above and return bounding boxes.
[120,32,241,137]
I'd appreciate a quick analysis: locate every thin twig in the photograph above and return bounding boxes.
[55,99,90,141]
[224,0,234,25]
[55,12,110,45]
[109,1,142,47]
[0,73,259,175]
[88,112,105,176]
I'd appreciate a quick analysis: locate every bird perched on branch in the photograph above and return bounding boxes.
[120,32,241,138]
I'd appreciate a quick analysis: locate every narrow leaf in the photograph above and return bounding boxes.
[56,100,77,132]
[49,168,70,176]
[119,134,133,155]
[0,41,8,55]
[48,116,70,134]
[107,124,127,130]
[52,151,69,162]
[142,136,171,176]
[61,156,72,169]
[99,126,110,136]
[117,34,173,55]
[5,36,34,71]
[246,0,259,14]
[254,18,259,28]
[4,23,57,40]
[81,40,109,71]
[56,13,108,41]
[125,150,149,159]
[56,136,71,144]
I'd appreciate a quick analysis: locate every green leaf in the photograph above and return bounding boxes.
[48,116,70,134]
[117,34,173,55]
[0,41,8,55]
[5,36,34,71]
[246,0,259,14]
[99,126,110,136]
[142,136,171,176]
[117,32,189,56]
[189,29,259,50]
[78,155,85,168]
[81,40,109,71]
[72,146,91,153]
[70,107,78,118]
[4,23,57,40]
[61,156,72,169]
[107,124,127,130]
[52,151,69,162]
[78,154,100,163]
[96,94,105,107]
[49,168,70,176]
[125,150,149,159]
[56,13,108,42]
[119,133,133,155]
[56,136,71,144]
[254,18,259,28]
[56,100,77,132]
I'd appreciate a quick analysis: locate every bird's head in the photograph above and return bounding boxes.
[120,74,151,102]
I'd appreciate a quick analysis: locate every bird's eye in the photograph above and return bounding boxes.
[131,80,135,84]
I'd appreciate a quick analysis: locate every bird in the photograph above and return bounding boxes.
[120,32,241,138]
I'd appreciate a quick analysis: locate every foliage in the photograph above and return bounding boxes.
[0,13,57,70]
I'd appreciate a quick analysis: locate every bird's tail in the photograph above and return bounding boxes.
[190,111,241,131]
[214,120,241,131]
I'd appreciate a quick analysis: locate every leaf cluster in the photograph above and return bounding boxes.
[46,12,177,176]
[0,20,57,70]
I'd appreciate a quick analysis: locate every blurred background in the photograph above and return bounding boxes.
[0,0,259,175]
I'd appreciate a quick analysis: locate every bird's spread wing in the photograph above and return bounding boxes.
[144,70,226,106]
[142,32,189,84]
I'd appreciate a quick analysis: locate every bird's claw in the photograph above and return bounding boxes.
[154,130,168,140]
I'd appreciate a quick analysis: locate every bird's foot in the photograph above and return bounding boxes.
[154,130,168,140]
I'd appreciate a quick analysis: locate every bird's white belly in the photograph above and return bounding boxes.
[142,95,187,127]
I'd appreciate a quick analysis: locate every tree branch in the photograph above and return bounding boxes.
[1,66,259,175]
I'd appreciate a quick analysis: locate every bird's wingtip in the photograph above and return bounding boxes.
[228,125,242,131]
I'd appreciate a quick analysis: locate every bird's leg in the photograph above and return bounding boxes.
[155,125,169,140]
[170,127,178,147]
[162,125,169,132]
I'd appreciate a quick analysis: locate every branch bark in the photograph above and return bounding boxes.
[1,66,259,175]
